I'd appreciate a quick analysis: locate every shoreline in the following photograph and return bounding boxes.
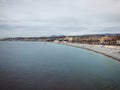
[57,42,120,62]
[0,41,120,62]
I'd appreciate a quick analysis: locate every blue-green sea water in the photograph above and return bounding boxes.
[0,41,120,90]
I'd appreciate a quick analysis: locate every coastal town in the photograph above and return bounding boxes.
[1,34,120,61]
[1,34,120,45]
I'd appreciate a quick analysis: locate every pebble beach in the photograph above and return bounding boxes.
[58,42,120,62]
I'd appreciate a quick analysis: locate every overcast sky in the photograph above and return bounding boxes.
[0,0,120,38]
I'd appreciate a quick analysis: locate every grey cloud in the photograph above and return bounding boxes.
[0,0,120,38]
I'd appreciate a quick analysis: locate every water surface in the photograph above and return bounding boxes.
[0,41,120,90]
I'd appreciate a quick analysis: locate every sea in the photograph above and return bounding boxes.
[0,41,120,90]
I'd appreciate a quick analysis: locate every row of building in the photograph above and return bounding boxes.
[1,34,120,45]
[55,35,120,45]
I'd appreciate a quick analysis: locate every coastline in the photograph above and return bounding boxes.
[57,42,120,62]
[0,41,120,62]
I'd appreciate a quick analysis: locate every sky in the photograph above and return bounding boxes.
[0,0,120,38]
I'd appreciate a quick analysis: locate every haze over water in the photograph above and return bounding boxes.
[0,41,120,90]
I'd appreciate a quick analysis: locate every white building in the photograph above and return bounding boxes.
[116,40,120,45]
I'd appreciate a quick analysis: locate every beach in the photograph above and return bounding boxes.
[57,42,120,62]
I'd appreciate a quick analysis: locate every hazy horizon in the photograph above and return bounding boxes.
[0,0,120,38]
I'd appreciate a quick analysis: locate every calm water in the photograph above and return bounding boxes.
[0,41,120,90]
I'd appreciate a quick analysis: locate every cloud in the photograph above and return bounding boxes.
[0,0,120,38]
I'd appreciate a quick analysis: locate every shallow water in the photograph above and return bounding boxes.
[0,41,120,90]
